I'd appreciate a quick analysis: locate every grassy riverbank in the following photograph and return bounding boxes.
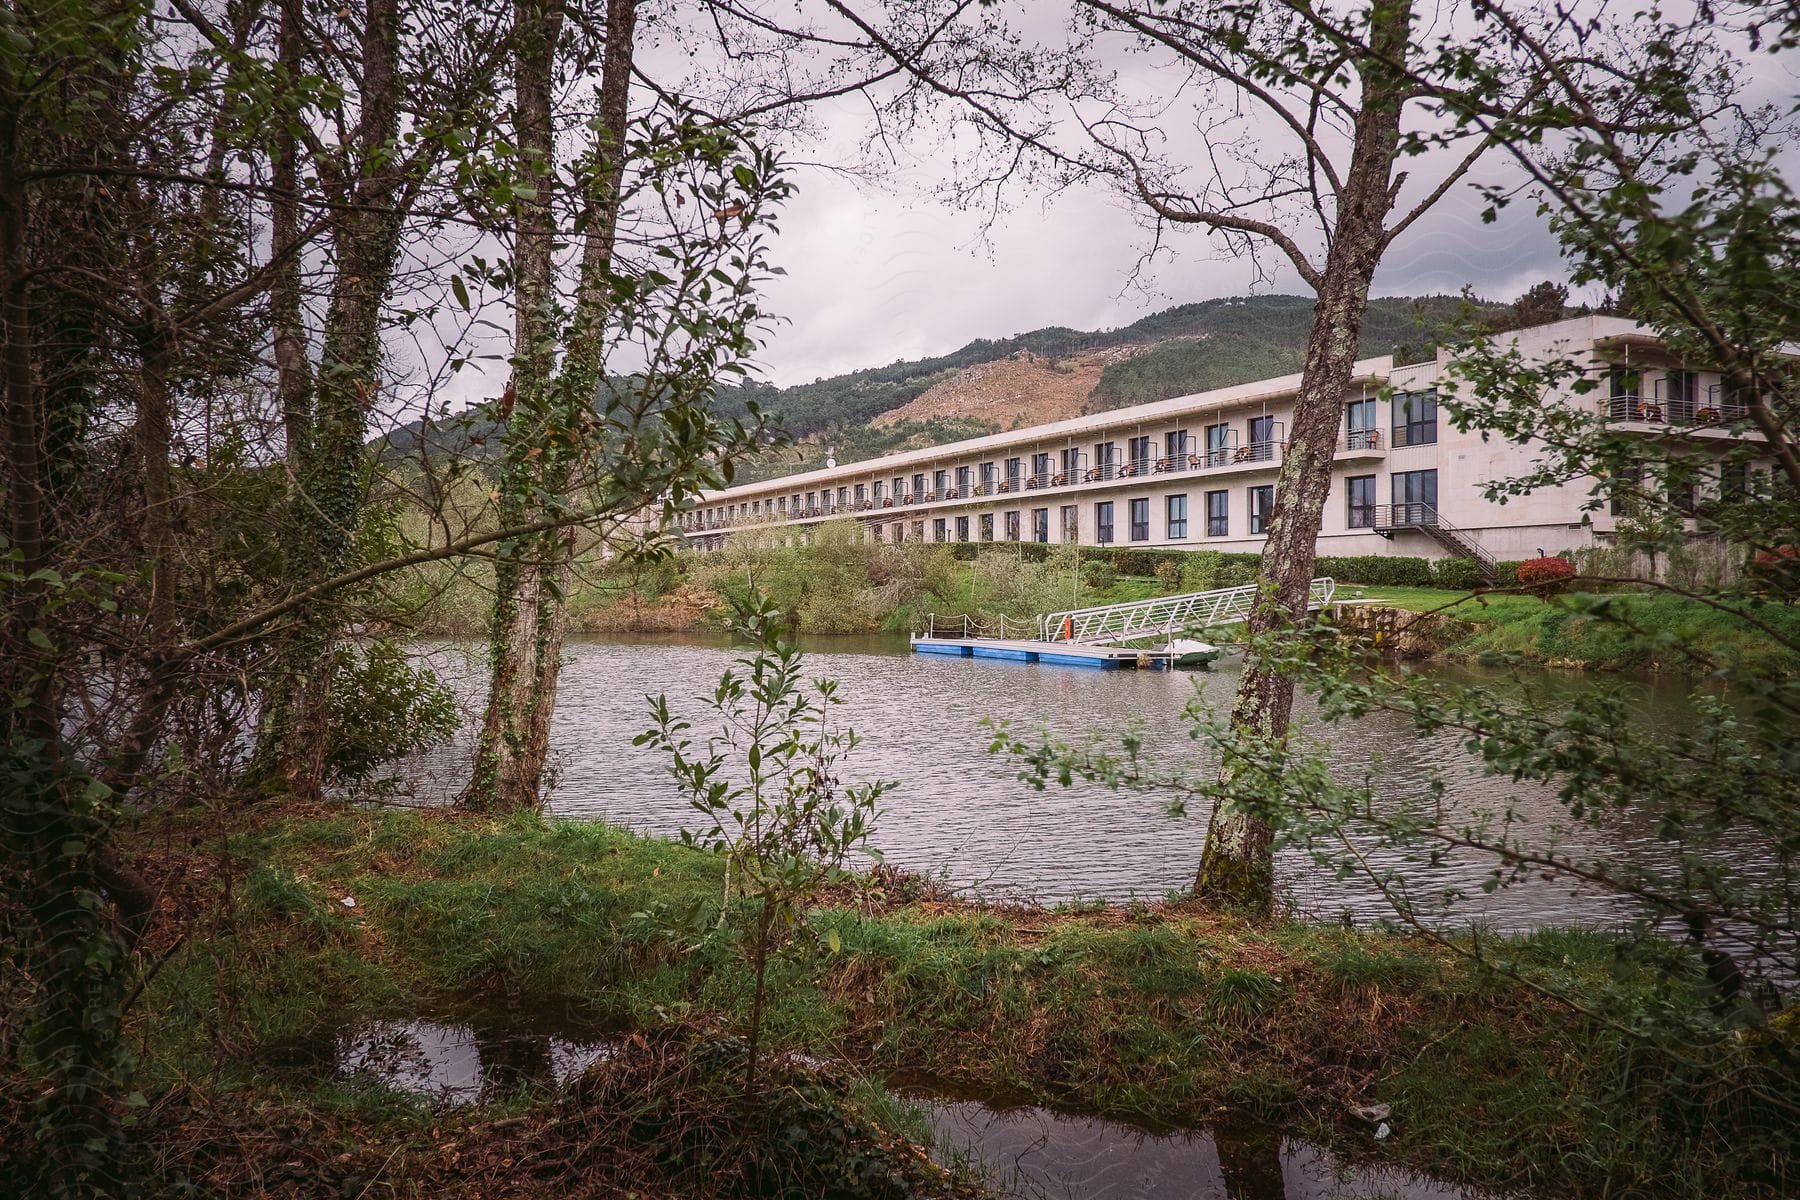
[1338,585,1800,673]
[129,805,1797,1199]
[403,528,1799,675]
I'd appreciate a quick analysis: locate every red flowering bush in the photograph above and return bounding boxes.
[1750,545,1799,600]
[1516,555,1577,596]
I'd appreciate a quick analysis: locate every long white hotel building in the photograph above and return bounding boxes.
[675,316,1767,572]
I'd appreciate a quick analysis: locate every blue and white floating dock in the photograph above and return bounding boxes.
[909,578,1335,671]
[910,635,1173,669]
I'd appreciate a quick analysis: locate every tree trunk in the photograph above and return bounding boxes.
[277,0,405,800]
[466,0,636,812]
[1194,0,1412,913]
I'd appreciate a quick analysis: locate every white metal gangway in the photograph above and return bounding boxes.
[1038,578,1335,646]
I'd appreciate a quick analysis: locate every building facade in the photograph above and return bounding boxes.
[676,316,1767,565]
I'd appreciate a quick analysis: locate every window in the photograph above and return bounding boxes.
[1719,461,1750,503]
[893,522,903,544]
[1004,510,1021,540]
[918,472,932,499]
[1164,430,1187,466]
[1060,447,1081,481]
[979,513,994,541]
[980,462,996,493]
[1005,457,1022,490]
[1346,475,1376,529]
[872,481,883,502]
[1166,494,1188,539]
[1093,441,1116,480]
[1608,461,1641,517]
[1206,491,1229,537]
[1670,467,1697,516]
[836,487,847,509]
[1032,508,1050,541]
[1247,416,1276,462]
[1607,368,1641,421]
[1248,485,1275,535]
[854,484,866,503]
[1095,501,1115,544]
[1392,469,1438,524]
[1202,423,1231,467]
[1392,390,1438,447]
[956,515,970,541]
[1128,436,1152,475]
[1032,453,1050,484]
[871,523,882,541]
[805,491,816,511]
[892,476,904,499]
[913,520,925,542]
[779,496,788,512]
[933,517,947,541]
[956,466,971,494]
[1662,370,1698,423]
[1345,398,1379,450]
[1129,497,1150,541]
[1061,504,1079,543]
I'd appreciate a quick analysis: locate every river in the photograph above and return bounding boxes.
[398,632,1718,933]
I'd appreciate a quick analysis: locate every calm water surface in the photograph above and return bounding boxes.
[317,1017,1491,1199]
[402,632,1720,932]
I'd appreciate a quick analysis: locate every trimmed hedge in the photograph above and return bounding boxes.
[936,541,1496,589]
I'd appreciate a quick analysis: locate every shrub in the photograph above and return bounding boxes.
[1081,560,1117,590]
[1493,559,1522,586]
[1181,550,1226,590]
[325,639,459,785]
[1154,559,1182,592]
[1313,554,1436,587]
[1431,556,1486,592]
[1516,555,1578,596]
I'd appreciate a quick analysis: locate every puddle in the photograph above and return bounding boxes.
[319,1020,610,1103]
[921,1099,1491,1200]
[302,1019,1494,1197]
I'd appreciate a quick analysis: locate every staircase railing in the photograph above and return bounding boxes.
[1370,504,1497,582]
[1038,578,1335,646]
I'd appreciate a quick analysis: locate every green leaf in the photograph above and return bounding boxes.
[28,627,52,651]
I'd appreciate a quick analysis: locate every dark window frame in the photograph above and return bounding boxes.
[1167,493,1189,539]
[1129,497,1150,542]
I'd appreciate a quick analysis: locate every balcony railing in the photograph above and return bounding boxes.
[686,439,1291,535]
[1371,502,1437,528]
[1344,428,1383,451]
[1606,391,1749,426]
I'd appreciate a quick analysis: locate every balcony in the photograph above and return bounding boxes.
[1605,389,1750,431]
[1339,429,1385,458]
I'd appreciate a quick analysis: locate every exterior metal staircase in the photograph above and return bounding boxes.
[1371,504,1497,584]
[1038,578,1336,646]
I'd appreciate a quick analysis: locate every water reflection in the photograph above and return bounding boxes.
[316,1018,1493,1199]
[925,1100,1487,1200]
[398,633,1744,931]
[335,1020,606,1103]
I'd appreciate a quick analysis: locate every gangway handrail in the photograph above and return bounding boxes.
[1039,578,1335,646]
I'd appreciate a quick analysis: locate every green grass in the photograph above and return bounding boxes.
[1338,585,1800,672]
[137,807,1798,1200]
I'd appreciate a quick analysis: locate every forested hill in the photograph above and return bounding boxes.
[708,291,1544,480]
[382,290,1550,472]
[714,293,1508,439]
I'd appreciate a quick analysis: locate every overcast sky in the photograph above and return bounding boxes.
[417,1,1796,404]
[749,126,1568,387]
